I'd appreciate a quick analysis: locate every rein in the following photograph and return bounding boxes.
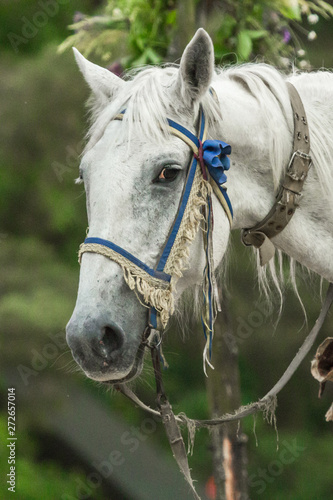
[115,283,333,500]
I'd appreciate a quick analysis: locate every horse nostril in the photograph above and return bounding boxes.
[67,316,126,369]
[99,324,124,359]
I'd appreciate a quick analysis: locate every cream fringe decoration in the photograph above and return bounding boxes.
[78,243,174,328]
[164,167,211,278]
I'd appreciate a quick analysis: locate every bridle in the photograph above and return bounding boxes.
[79,99,233,365]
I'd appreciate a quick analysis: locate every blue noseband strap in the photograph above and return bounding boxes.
[83,237,171,283]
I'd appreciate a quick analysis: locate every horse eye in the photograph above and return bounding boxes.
[154,166,180,183]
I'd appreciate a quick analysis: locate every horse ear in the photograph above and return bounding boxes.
[176,28,215,106]
[73,47,124,99]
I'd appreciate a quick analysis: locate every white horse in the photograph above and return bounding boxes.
[66,29,333,384]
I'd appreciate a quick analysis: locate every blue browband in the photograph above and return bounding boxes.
[81,106,233,337]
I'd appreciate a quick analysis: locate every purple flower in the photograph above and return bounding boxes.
[283,29,291,44]
[108,61,124,77]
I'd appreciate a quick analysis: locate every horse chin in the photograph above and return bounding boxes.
[85,341,146,385]
[107,349,145,385]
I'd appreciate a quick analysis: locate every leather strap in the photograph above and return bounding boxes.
[152,347,201,500]
[241,82,312,265]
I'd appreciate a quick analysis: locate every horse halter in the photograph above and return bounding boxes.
[78,102,233,365]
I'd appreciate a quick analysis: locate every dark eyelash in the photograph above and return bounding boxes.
[153,165,181,184]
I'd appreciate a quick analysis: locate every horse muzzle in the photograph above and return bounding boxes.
[66,314,145,382]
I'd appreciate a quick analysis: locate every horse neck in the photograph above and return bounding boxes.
[212,70,333,282]
[212,74,292,229]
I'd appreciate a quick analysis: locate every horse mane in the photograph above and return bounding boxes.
[84,62,333,316]
[86,62,333,203]
[222,64,333,199]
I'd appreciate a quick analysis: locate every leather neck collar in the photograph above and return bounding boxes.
[241,82,312,266]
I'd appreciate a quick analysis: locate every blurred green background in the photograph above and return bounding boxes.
[0,1,332,499]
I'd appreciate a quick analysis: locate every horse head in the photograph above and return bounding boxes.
[66,29,232,383]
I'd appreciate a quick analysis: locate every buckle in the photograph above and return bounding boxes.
[288,150,312,170]
[287,150,312,184]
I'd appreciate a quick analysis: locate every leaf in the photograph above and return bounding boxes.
[166,9,177,26]
[145,47,162,64]
[237,31,253,61]
[317,0,333,16]
[280,0,302,20]
[220,14,237,40]
[135,37,145,52]
[132,50,148,66]
[247,29,268,40]
[57,32,86,54]
[57,35,78,54]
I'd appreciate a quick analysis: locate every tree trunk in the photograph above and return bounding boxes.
[167,0,196,60]
[167,3,249,496]
[205,294,249,500]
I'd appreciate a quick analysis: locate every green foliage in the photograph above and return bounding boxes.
[0,236,78,371]
[59,0,176,66]
[245,429,333,500]
[0,0,97,56]
[0,45,87,263]
[59,0,332,68]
